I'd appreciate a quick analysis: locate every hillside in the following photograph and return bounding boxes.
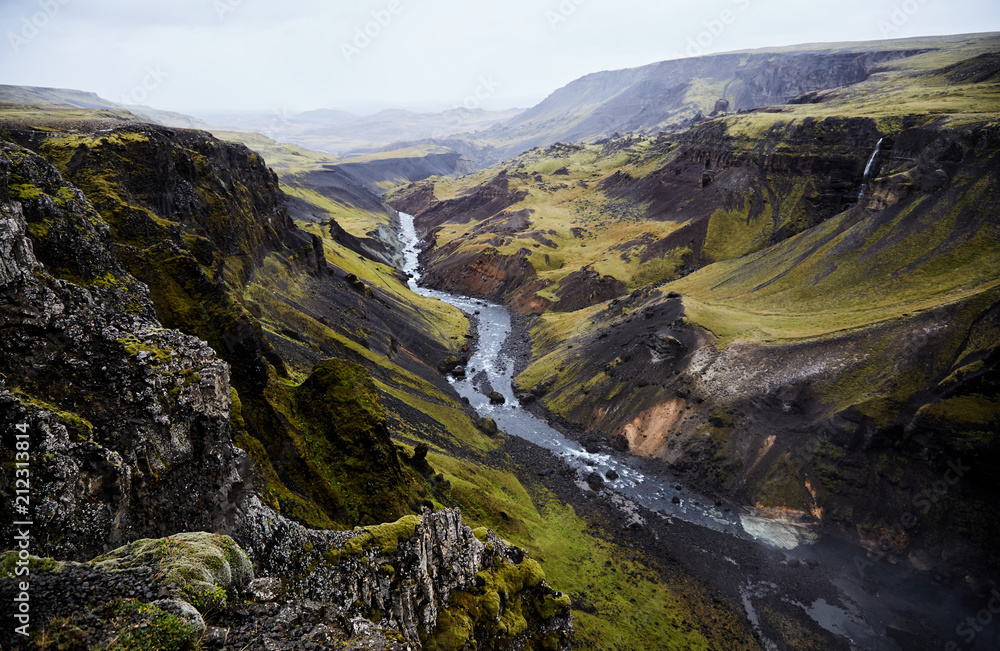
[0,106,758,649]
[423,33,992,161]
[390,32,1000,597]
[2,28,1000,651]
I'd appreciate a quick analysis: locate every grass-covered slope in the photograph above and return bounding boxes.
[391,35,1000,320]
[508,119,1000,582]
[0,118,475,530]
[0,111,762,648]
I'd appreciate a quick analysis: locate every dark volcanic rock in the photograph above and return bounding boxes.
[586,472,606,491]
[549,267,627,312]
[0,139,573,651]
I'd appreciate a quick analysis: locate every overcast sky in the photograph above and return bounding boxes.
[2,0,998,116]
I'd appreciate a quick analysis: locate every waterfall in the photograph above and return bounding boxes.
[858,137,884,199]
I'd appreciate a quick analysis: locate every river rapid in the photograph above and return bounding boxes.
[397,212,996,651]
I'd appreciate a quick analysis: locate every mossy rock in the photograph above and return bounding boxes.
[0,552,65,576]
[92,532,253,612]
[428,555,565,649]
[293,358,420,524]
[106,598,203,650]
[326,514,422,564]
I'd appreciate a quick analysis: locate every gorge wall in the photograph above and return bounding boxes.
[0,132,571,649]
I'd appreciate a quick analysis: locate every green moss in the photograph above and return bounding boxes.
[118,334,173,366]
[919,394,1000,426]
[472,527,490,542]
[0,551,65,576]
[339,514,421,558]
[8,387,94,440]
[92,532,251,613]
[9,182,42,200]
[181,370,202,387]
[537,592,573,620]
[189,585,227,617]
[105,599,201,651]
[426,605,475,651]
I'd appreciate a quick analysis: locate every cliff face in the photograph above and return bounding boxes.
[516,122,1000,579]
[391,117,889,315]
[1,122,469,530]
[0,144,253,560]
[486,44,928,156]
[0,138,571,649]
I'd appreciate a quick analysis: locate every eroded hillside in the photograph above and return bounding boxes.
[0,110,761,649]
[390,37,1000,586]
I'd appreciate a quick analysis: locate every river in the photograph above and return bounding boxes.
[397,212,996,651]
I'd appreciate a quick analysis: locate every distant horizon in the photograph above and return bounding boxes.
[9,27,997,123]
[2,0,998,115]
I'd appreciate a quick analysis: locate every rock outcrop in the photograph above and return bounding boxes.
[516,121,1000,582]
[240,509,572,649]
[0,136,571,649]
[0,146,254,561]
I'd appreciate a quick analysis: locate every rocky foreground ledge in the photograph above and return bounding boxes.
[0,141,571,649]
[0,510,572,650]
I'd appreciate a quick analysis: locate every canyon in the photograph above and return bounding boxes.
[1,30,999,651]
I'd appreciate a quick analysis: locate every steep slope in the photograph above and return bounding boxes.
[0,135,574,651]
[0,115,755,648]
[390,35,1000,598]
[512,117,1000,583]
[0,119,464,529]
[479,33,998,156]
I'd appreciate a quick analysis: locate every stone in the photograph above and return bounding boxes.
[251,577,283,602]
[202,626,230,646]
[488,391,506,405]
[152,598,207,641]
[586,472,606,491]
[0,201,40,287]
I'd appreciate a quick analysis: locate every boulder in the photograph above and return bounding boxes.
[586,472,606,492]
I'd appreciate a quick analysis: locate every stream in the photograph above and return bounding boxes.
[397,212,996,651]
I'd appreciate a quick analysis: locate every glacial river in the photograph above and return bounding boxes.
[397,212,996,651]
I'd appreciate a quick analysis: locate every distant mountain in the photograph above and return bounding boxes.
[198,105,525,155]
[128,107,212,130]
[478,33,1000,157]
[0,84,122,109]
